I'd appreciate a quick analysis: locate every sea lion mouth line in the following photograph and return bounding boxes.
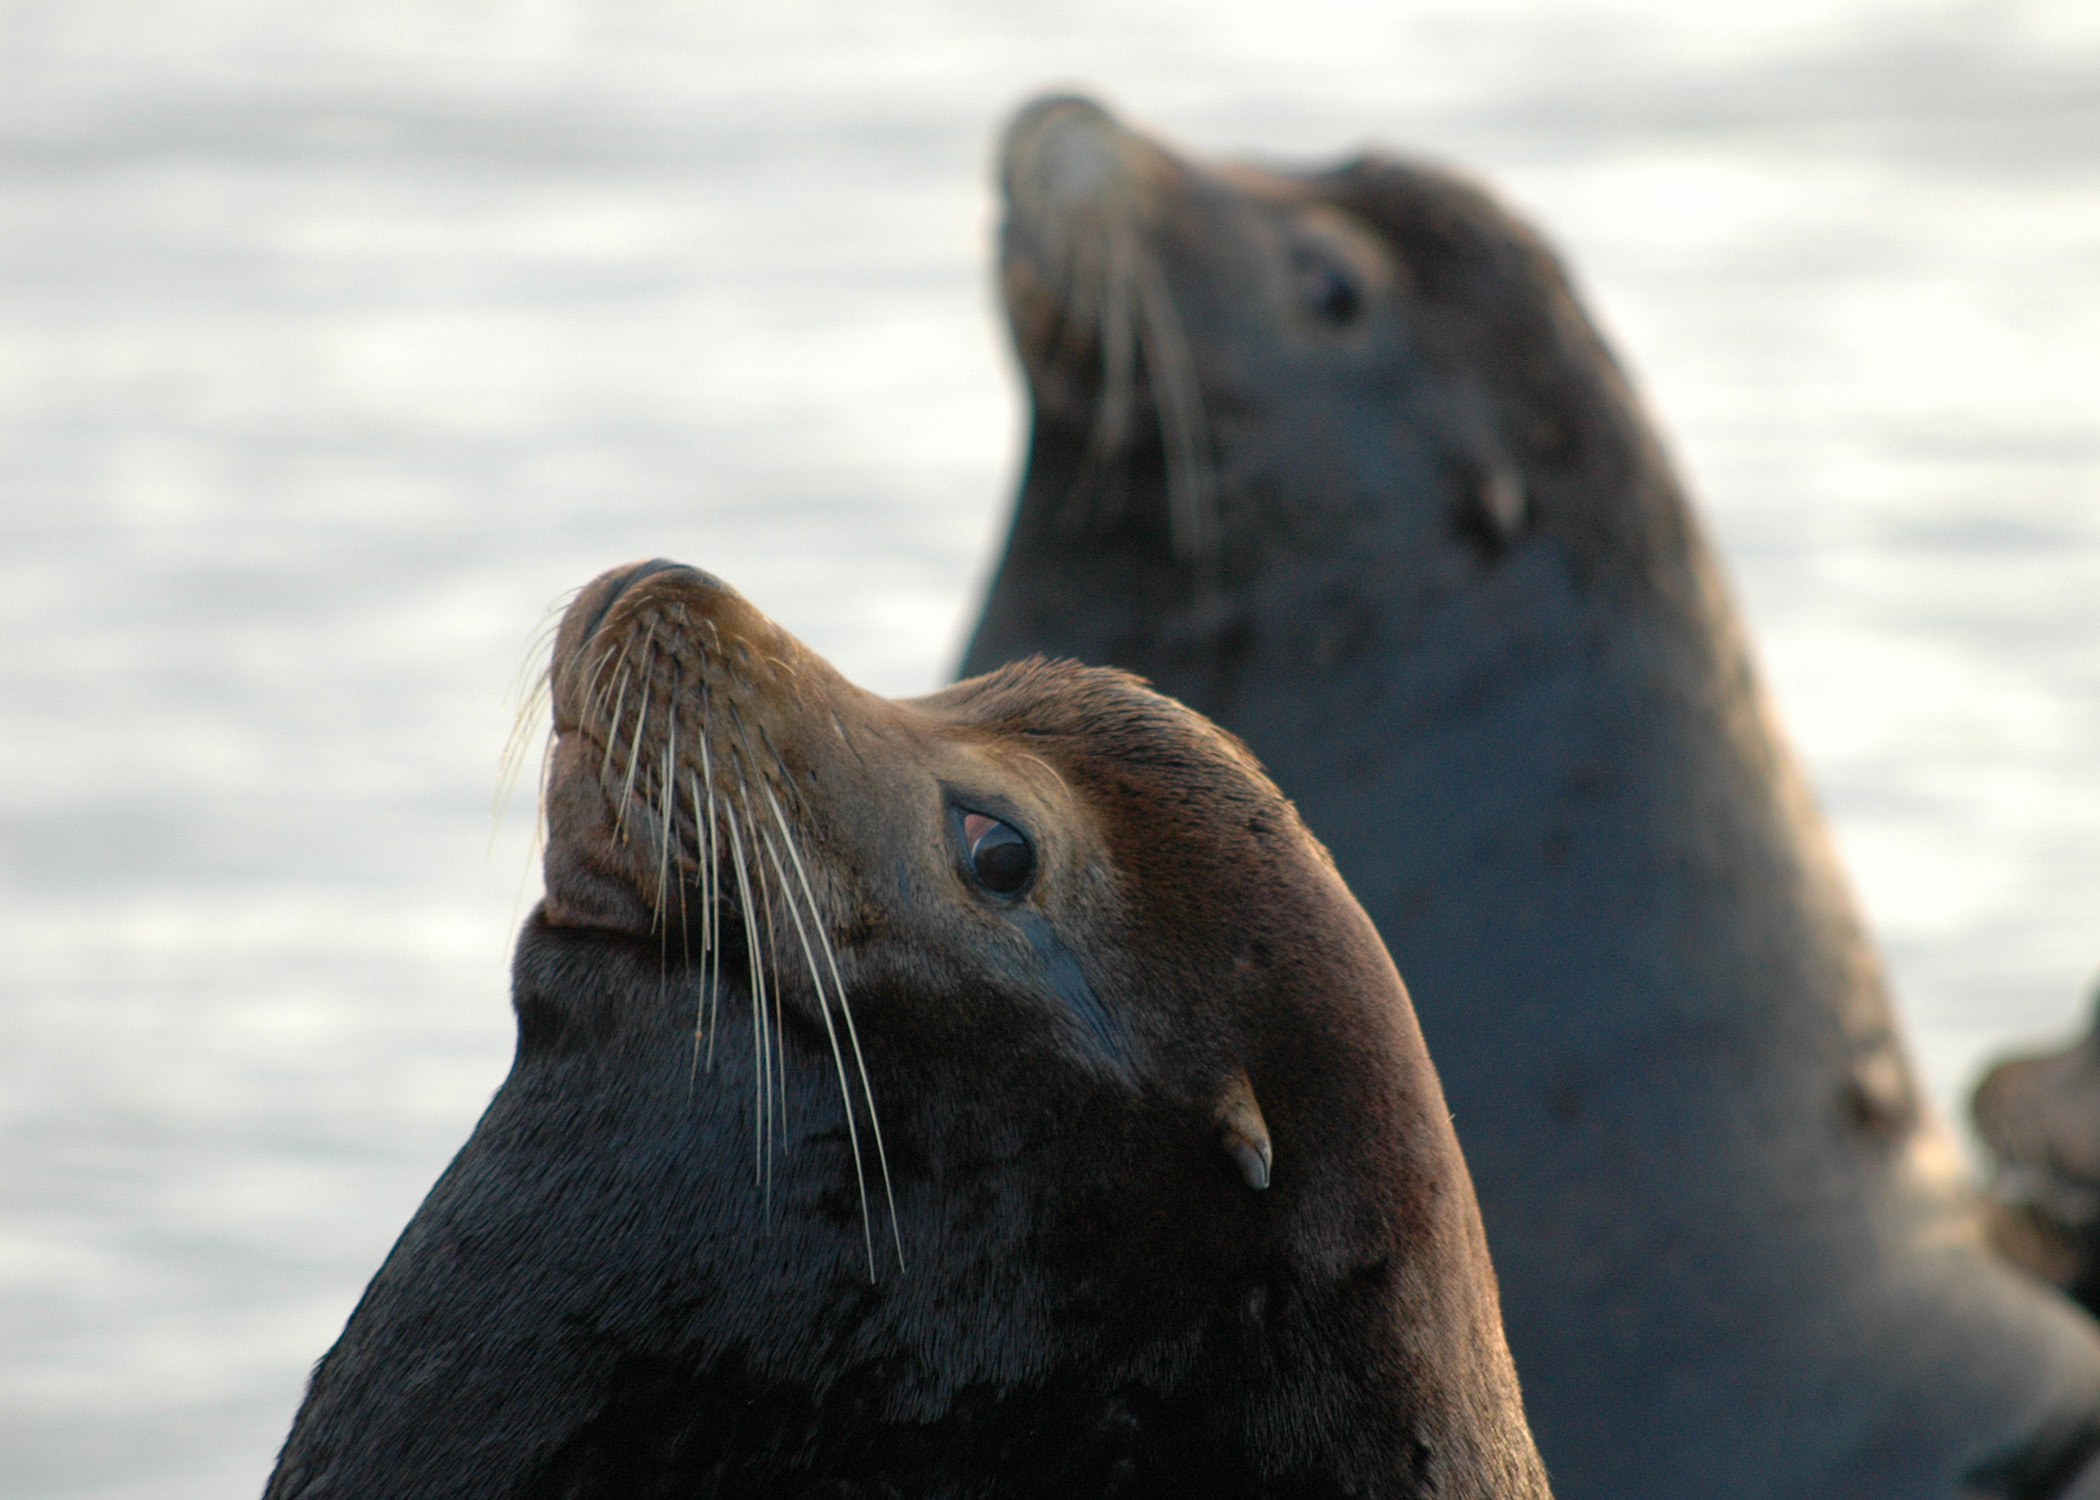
[558,570,905,1279]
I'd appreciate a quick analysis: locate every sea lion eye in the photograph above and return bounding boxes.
[961,810,1035,896]
[1291,246,1360,324]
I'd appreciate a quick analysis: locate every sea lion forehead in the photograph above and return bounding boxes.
[927,658,1278,791]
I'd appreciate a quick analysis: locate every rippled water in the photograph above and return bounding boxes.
[3,2,2096,1494]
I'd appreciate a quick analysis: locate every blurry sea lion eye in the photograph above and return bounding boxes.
[1291,245,1360,323]
[962,810,1035,896]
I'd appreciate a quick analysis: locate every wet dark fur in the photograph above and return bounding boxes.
[264,576,1548,1499]
[965,97,2100,1500]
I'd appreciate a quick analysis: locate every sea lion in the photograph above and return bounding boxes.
[264,559,1553,1499]
[1974,980,2100,1314]
[962,93,2100,1500]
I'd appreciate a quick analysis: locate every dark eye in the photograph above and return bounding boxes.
[962,811,1035,896]
[1291,247,1359,323]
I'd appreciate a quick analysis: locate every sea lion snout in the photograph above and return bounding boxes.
[1001,94,1124,212]
[546,560,866,925]
[566,556,707,654]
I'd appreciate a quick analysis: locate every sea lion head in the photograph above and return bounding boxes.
[516,556,1549,1495]
[978,92,1686,710]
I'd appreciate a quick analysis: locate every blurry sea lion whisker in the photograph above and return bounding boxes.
[1085,225,1140,462]
[1049,205,1220,566]
[1132,255,1217,565]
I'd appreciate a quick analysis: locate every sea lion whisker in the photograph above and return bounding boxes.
[761,781,903,1274]
[1056,215,1110,362]
[491,665,553,845]
[725,726,800,1165]
[1087,224,1140,466]
[655,719,678,931]
[501,600,566,736]
[660,732,694,977]
[597,667,631,782]
[584,631,635,733]
[752,722,814,828]
[1132,256,1218,567]
[736,777,793,1171]
[699,718,724,1065]
[489,717,552,864]
[757,816,880,1280]
[501,728,556,941]
[615,689,651,842]
[1016,752,1069,793]
[688,768,718,1058]
[721,798,773,1199]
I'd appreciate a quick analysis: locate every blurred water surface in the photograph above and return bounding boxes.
[2,2,2096,1494]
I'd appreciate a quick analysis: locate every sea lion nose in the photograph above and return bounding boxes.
[1001,94,1125,210]
[579,558,707,645]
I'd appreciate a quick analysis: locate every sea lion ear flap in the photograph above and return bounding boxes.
[1215,1070,1274,1191]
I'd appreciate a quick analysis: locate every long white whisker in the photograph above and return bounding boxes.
[491,666,552,856]
[699,722,723,1067]
[616,689,650,840]
[598,668,631,782]
[722,801,771,1202]
[584,638,631,730]
[656,719,678,931]
[762,782,901,1273]
[758,818,877,1280]
[688,770,712,1056]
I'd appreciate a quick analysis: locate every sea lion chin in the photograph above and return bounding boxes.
[965,93,2100,1500]
[264,559,1553,1499]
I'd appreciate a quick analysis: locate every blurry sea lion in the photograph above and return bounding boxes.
[1974,980,2100,1314]
[963,93,2100,1500]
[263,560,1552,1498]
